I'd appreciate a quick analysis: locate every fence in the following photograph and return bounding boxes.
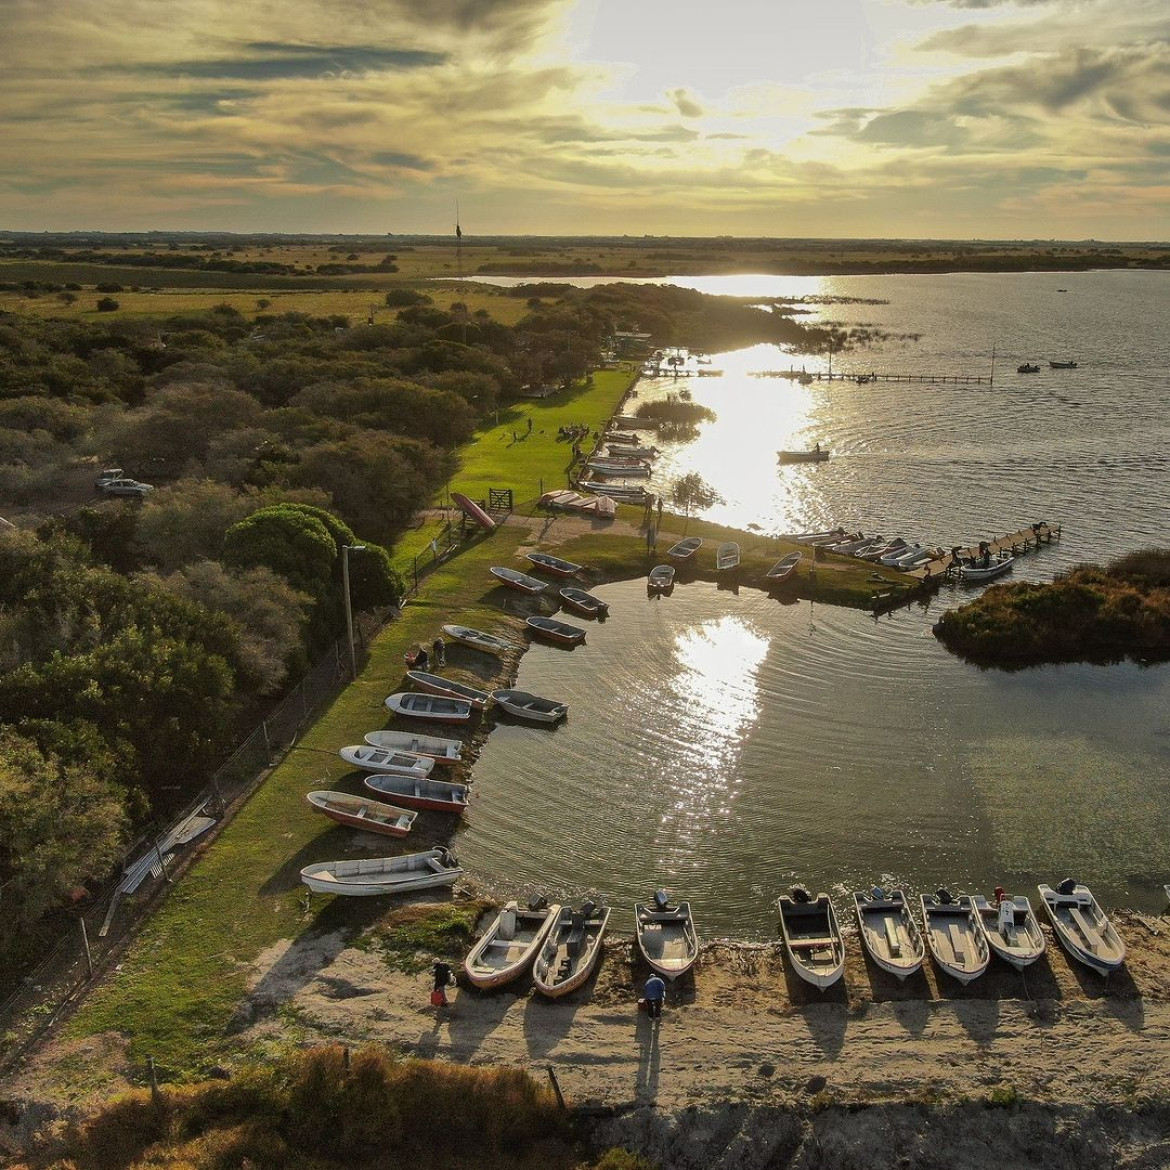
[0,607,392,1076]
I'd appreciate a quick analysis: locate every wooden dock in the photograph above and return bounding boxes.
[748,369,992,386]
[907,522,1062,580]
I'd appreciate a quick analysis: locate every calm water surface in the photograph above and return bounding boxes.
[456,271,1170,935]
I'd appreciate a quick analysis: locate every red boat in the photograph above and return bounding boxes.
[452,491,497,531]
[306,791,417,837]
[364,773,469,814]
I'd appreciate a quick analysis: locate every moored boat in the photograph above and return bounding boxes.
[441,624,517,655]
[384,692,475,724]
[778,889,845,990]
[1038,880,1126,976]
[404,670,491,708]
[338,744,435,777]
[526,615,586,645]
[667,537,702,560]
[716,542,740,572]
[778,448,830,463]
[464,900,563,990]
[585,460,652,479]
[532,902,612,998]
[607,442,658,458]
[1049,360,1078,369]
[306,790,417,837]
[971,892,1046,971]
[1017,362,1041,373]
[635,891,699,980]
[648,564,675,590]
[300,846,462,896]
[852,888,925,981]
[526,551,583,577]
[363,772,470,814]
[920,890,989,984]
[765,551,803,583]
[364,729,462,765]
[491,688,568,723]
[959,552,1015,582]
[559,586,608,617]
[490,566,548,594]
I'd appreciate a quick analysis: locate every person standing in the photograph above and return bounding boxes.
[432,636,446,667]
[644,973,666,1021]
[431,961,455,1007]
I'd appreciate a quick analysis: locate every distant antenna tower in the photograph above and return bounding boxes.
[455,200,463,278]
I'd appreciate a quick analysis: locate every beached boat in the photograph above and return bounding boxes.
[491,688,568,724]
[404,670,491,709]
[384,692,475,724]
[363,730,462,766]
[667,537,702,560]
[490,566,548,594]
[1017,363,1041,374]
[363,773,470,814]
[559,586,608,617]
[824,536,876,556]
[777,889,845,990]
[920,891,989,985]
[301,847,462,896]
[526,551,583,577]
[786,528,846,544]
[464,900,563,990]
[1049,360,1078,369]
[607,443,658,458]
[531,902,612,998]
[880,542,926,567]
[777,448,830,463]
[635,891,699,980]
[585,460,652,479]
[765,551,803,583]
[339,744,435,777]
[716,542,740,572]
[306,790,417,837]
[451,491,497,532]
[858,537,908,561]
[971,893,1046,971]
[852,888,925,981]
[577,481,652,504]
[959,552,1015,582]
[1038,880,1126,976]
[441,624,517,655]
[574,495,617,518]
[526,615,586,645]
[648,564,675,590]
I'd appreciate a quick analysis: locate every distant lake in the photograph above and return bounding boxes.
[455,270,1170,937]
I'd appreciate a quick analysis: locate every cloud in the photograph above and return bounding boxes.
[668,88,705,118]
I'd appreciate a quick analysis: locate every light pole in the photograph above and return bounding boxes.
[342,544,366,678]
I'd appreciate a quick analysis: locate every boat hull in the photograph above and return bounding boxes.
[451,491,497,531]
[404,670,490,708]
[364,730,462,765]
[971,895,1045,971]
[490,567,548,594]
[532,906,612,998]
[307,791,417,837]
[635,902,699,980]
[441,624,516,655]
[363,773,469,814]
[778,895,845,990]
[300,849,462,896]
[921,896,990,984]
[526,617,586,645]
[853,891,925,981]
[464,903,562,990]
[384,692,474,724]
[1038,884,1126,976]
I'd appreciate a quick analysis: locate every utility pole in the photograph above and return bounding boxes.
[342,544,366,678]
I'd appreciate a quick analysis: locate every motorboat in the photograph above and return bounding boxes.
[404,671,491,709]
[526,615,586,645]
[363,773,470,814]
[667,537,702,560]
[778,448,830,463]
[441,624,518,655]
[559,586,608,617]
[306,791,417,837]
[852,888,925,981]
[960,553,1015,582]
[880,542,926,567]
[634,890,699,980]
[765,551,802,583]
[384,692,475,724]
[490,566,548,594]
[648,564,676,591]
[532,902,612,998]
[338,744,434,777]
[464,900,563,990]
[1038,880,1126,976]
[920,890,990,985]
[363,730,462,766]
[1017,363,1041,374]
[491,688,568,724]
[525,551,583,577]
[1049,360,1078,369]
[716,542,740,571]
[300,847,462,896]
[971,892,1046,971]
[777,888,845,990]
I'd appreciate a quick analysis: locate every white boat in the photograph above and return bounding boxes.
[777,889,845,990]
[404,670,491,708]
[532,902,612,998]
[559,586,608,617]
[490,566,548,594]
[765,551,802,583]
[881,542,926,567]
[960,553,1015,582]
[667,537,702,560]
[306,790,417,837]
[363,773,469,814]
[363,730,462,765]
[648,564,675,590]
[634,892,699,980]
[1038,881,1126,976]
[526,615,586,645]
[920,891,990,985]
[585,461,652,479]
[716,542,740,571]
[464,900,563,990]
[607,443,658,458]
[858,537,909,562]
[338,744,435,777]
[300,847,462,896]
[491,688,568,724]
[825,536,876,556]
[786,528,846,544]
[852,888,925,981]
[384,692,475,724]
[577,481,652,504]
[526,551,583,577]
[971,893,1046,971]
[441,624,517,655]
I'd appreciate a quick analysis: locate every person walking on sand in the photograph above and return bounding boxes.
[431,961,455,1008]
[644,973,666,1021]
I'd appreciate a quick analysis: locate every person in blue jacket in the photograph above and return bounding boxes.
[644,973,666,1021]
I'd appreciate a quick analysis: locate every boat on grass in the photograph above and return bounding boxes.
[765,551,803,583]
[384,692,475,724]
[451,491,496,531]
[532,902,612,998]
[971,892,1046,971]
[526,551,583,577]
[920,890,989,984]
[778,888,845,990]
[300,846,461,896]
[490,566,548,594]
[648,564,675,591]
[778,448,830,463]
[364,729,462,765]
[464,899,563,990]
[716,542,740,572]
[667,537,702,560]
[306,790,417,837]
[441,624,517,655]
[853,888,925,981]
[404,670,491,708]
[559,586,608,617]
[364,773,469,814]
[338,744,434,777]
[1038,880,1126,976]
[526,615,586,645]
[635,891,699,980]
[491,688,568,723]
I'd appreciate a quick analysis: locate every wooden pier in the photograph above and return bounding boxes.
[907,522,1062,580]
[749,369,992,386]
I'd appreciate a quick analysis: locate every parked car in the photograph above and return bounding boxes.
[100,478,154,497]
[94,467,124,488]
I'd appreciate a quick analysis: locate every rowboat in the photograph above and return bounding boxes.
[363,773,470,814]
[1038,881,1126,976]
[635,892,699,980]
[1017,363,1040,373]
[648,564,675,590]
[607,430,639,443]
[959,553,1015,582]
[777,889,845,990]
[971,893,1046,971]
[667,537,702,560]
[765,551,802,583]
[364,730,462,765]
[451,491,497,531]
[852,888,925,981]
[920,891,989,985]
[532,902,612,998]
[824,536,875,555]
[464,900,563,990]
[403,670,491,709]
[526,615,586,645]
[559,586,608,617]
[384,692,475,724]
[306,790,417,837]
[585,459,651,478]
[490,566,548,594]
[441,624,517,655]
[574,495,617,518]
[339,744,435,776]
[606,443,658,458]
[526,551,583,577]
[577,481,651,504]
[491,689,568,724]
[300,847,462,896]
[880,542,926,567]
[1049,360,1078,369]
[785,528,845,544]
[716,542,740,572]
[858,537,908,561]
[777,448,829,463]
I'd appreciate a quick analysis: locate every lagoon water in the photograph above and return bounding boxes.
[457,271,1170,936]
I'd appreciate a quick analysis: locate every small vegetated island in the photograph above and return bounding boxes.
[934,548,1170,665]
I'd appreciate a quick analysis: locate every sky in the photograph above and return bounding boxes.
[1,0,1167,239]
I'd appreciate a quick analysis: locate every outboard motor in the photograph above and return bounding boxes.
[936,887,954,905]
[581,899,597,919]
[654,889,671,912]
[791,886,812,904]
[528,894,548,912]
[1057,877,1078,896]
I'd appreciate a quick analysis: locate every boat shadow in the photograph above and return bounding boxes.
[441,984,521,1061]
[853,945,933,1004]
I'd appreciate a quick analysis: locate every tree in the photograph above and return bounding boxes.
[96,297,120,312]
[670,472,723,527]
[223,505,337,598]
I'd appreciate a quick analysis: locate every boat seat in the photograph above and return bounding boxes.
[948,924,966,963]
[488,939,517,949]
[566,914,586,957]
[427,858,448,873]
[1069,907,1103,953]
[789,936,836,950]
[355,806,368,818]
[883,919,902,957]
